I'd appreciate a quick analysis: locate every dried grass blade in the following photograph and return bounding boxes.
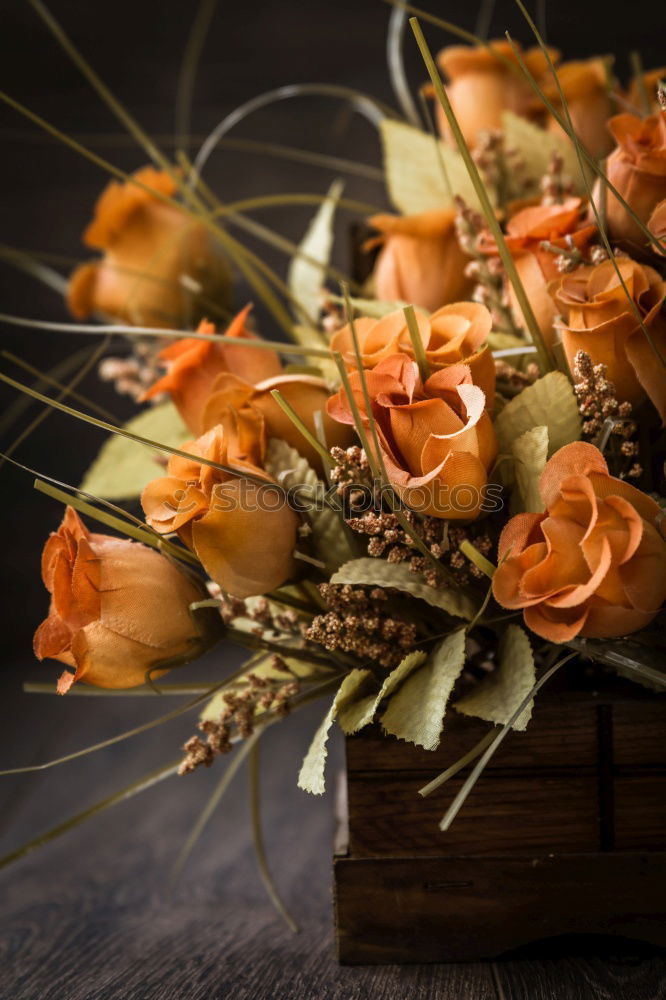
[409,17,555,374]
[0,759,180,870]
[249,740,299,932]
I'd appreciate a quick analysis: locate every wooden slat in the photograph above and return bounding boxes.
[334,852,666,964]
[347,771,600,857]
[346,700,598,774]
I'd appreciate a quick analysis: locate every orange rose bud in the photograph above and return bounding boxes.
[492,442,666,642]
[604,113,666,245]
[327,353,497,520]
[550,257,666,423]
[33,508,209,693]
[201,371,353,474]
[330,303,495,407]
[67,166,232,327]
[366,210,472,312]
[142,305,282,434]
[434,41,559,147]
[648,198,666,256]
[626,68,666,115]
[479,197,596,350]
[141,422,299,598]
[538,58,614,159]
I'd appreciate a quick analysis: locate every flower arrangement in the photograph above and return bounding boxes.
[2,0,665,931]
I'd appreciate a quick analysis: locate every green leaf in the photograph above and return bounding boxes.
[337,650,427,735]
[265,439,352,570]
[382,630,467,749]
[331,557,476,620]
[288,179,344,322]
[298,669,370,794]
[511,425,548,513]
[495,371,581,460]
[80,402,190,500]
[455,624,536,731]
[380,119,494,215]
[501,111,588,198]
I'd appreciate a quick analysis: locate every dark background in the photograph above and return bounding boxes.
[0,3,665,997]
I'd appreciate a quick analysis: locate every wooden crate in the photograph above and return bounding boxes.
[333,677,666,964]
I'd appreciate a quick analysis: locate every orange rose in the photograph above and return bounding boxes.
[67,166,231,327]
[493,442,666,642]
[627,68,666,115]
[550,257,666,423]
[480,196,596,349]
[327,354,497,519]
[434,41,559,147]
[605,113,666,245]
[648,199,666,256]
[200,371,353,473]
[141,420,299,598]
[142,305,282,434]
[330,303,495,407]
[33,508,209,693]
[537,59,614,159]
[366,210,472,312]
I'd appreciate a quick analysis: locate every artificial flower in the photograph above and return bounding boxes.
[33,508,207,693]
[626,67,666,115]
[200,371,353,473]
[648,199,666,256]
[549,257,666,422]
[366,210,472,312]
[493,442,666,641]
[142,305,282,434]
[327,353,497,519]
[537,58,614,159]
[479,196,596,349]
[604,113,666,245]
[330,303,495,406]
[67,166,232,327]
[434,40,559,147]
[141,421,299,598]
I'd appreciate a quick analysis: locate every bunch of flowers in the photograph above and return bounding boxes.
[2,2,665,908]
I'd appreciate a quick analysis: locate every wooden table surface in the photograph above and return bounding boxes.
[1,653,665,1000]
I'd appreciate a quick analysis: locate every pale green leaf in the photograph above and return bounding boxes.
[501,111,589,198]
[381,630,467,749]
[488,331,532,352]
[288,179,344,322]
[298,669,370,794]
[265,439,352,570]
[455,624,536,731]
[337,650,427,735]
[495,371,581,459]
[331,557,475,620]
[380,119,494,214]
[511,425,548,513]
[80,402,189,500]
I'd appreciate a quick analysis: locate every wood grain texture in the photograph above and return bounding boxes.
[2,656,665,997]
